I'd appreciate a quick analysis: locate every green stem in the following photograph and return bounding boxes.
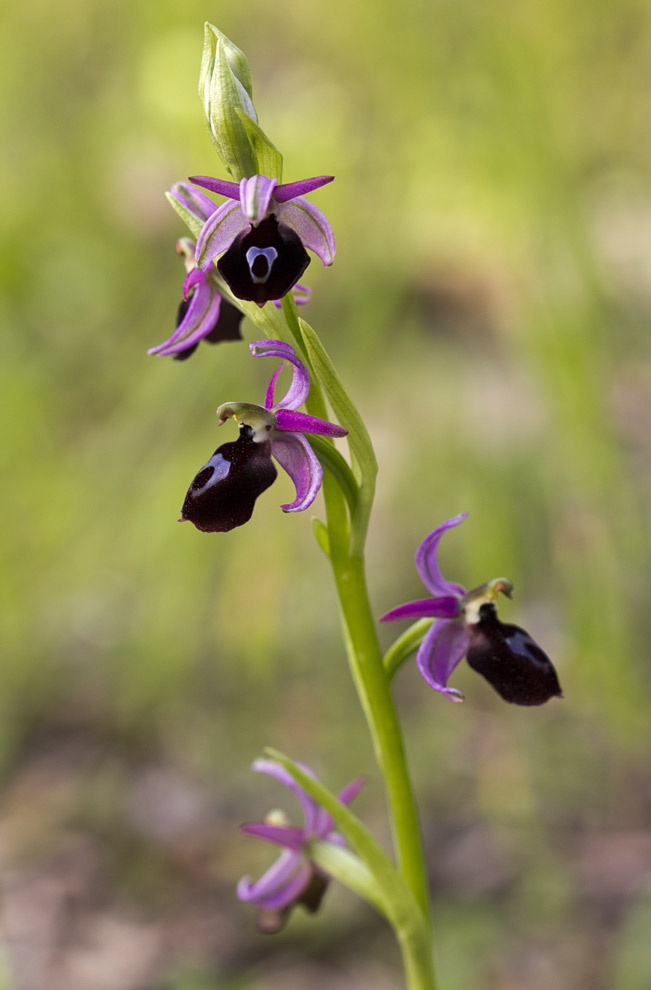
[279,295,437,988]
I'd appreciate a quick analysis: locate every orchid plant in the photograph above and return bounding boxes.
[151,23,563,989]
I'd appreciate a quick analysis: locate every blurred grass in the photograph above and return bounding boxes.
[2,0,651,986]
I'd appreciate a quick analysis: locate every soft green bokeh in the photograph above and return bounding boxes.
[2,0,651,986]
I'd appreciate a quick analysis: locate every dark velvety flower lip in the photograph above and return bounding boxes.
[217,216,310,306]
[180,427,277,532]
[466,603,563,706]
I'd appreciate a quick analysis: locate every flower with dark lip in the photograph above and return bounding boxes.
[149,184,244,359]
[381,513,562,705]
[151,182,312,358]
[238,759,364,933]
[190,173,335,306]
[180,340,347,532]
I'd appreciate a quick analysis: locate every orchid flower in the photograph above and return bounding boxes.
[238,759,364,933]
[180,340,347,532]
[189,173,336,306]
[151,183,310,359]
[381,513,562,705]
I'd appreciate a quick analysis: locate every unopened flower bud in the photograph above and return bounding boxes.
[199,23,259,180]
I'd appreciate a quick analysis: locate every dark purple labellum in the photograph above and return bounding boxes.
[255,870,329,935]
[217,215,310,306]
[180,427,277,532]
[466,603,562,706]
[173,296,244,361]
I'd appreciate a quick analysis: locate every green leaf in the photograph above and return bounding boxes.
[235,110,283,182]
[383,618,433,681]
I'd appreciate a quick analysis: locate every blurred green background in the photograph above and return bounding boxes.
[2,0,651,987]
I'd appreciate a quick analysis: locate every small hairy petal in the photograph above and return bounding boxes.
[195,199,249,269]
[271,432,323,512]
[239,175,277,222]
[380,596,462,623]
[217,216,310,305]
[315,776,365,836]
[275,197,336,266]
[180,430,277,532]
[265,365,284,410]
[417,618,469,702]
[250,340,311,412]
[274,175,335,202]
[466,604,562,706]
[274,409,347,438]
[414,512,469,597]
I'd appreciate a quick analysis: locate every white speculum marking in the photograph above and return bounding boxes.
[200,453,231,489]
[246,246,278,283]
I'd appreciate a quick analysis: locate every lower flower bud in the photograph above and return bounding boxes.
[180,426,277,532]
[466,603,562,706]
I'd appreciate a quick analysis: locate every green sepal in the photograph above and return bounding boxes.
[199,24,258,180]
[165,191,204,240]
[235,109,283,183]
[312,518,331,557]
[264,749,424,932]
[308,436,359,515]
[308,841,390,919]
[383,618,434,681]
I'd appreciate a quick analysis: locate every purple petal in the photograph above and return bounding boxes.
[239,175,277,222]
[195,200,249,270]
[265,365,284,410]
[417,618,469,702]
[380,596,462,623]
[189,175,242,199]
[315,776,365,837]
[274,175,335,203]
[183,266,205,300]
[237,848,308,909]
[241,858,313,911]
[275,198,336,266]
[274,409,347,438]
[414,512,469,597]
[170,181,219,222]
[239,823,306,852]
[271,432,323,512]
[272,282,312,308]
[148,276,222,356]
[249,340,310,411]
[252,759,319,834]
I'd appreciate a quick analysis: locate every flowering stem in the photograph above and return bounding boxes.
[279,296,437,988]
